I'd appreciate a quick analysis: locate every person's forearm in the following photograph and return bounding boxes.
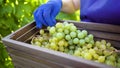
[61,0,80,13]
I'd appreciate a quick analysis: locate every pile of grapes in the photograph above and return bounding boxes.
[31,22,120,67]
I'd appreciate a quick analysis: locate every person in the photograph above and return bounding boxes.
[34,0,120,28]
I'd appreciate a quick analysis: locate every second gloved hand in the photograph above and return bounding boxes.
[34,0,62,28]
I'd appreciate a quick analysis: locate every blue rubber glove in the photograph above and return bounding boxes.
[34,0,62,28]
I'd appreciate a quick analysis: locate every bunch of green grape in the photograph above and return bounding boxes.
[31,22,120,68]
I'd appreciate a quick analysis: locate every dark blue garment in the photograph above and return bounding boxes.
[80,0,120,25]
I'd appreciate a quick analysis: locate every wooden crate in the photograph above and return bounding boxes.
[2,20,120,68]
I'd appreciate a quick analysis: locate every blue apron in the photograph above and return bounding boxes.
[80,0,120,25]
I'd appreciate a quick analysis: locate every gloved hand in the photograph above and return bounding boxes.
[34,0,62,28]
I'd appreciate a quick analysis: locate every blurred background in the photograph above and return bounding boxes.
[0,0,80,68]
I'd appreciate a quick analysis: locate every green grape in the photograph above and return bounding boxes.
[103,50,112,57]
[64,23,70,29]
[106,42,111,48]
[56,32,64,40]
[64,29,69,34]
[88,34,94,40]
[34,41,41,46]
[82,30,88,37]
[89,40,94,45]
[52,37,58,42]
[85,37,90,43]
[78,32,85,39]
[58,40,64,47]
[98,56,105,63]
[73,38,79,44]
[70,25,77,31]
[93,54,99,60]
[84,53,92,60]
[101,40,106,45]
[64,48,69,53]
[95,41,101,47]
[70,31,77,38]
[86,44,93,48]
[89,49,96,55]
[56,23,63,28]
[100,44,106,50]
[74,50,81,56]
[68,50,74,55]
[59,46,64,52]
[107,55,116,62]
[69,45,75,50]
[65,35,71,41]
[47,26,50,30]
[105,60,115,66]
[68,39,73,45]
[116,62,120,68]
[57,28,63,32]
[39,29,44,35]
[76,30,81,34]
[63,21,69,25]
[64,41,68,47]
[79,39,85,46]
[118,58,120,63]
[50,42,57,50]
[49,27,56,34]
[96,49,103,55]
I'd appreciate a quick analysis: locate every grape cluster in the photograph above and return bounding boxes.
[31,22,120,67]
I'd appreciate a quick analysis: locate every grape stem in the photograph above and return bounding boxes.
[115,49,120,54]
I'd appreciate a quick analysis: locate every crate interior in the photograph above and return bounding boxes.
[10,21,120,50]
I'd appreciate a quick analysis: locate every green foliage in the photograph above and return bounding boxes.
[0,0,80,68]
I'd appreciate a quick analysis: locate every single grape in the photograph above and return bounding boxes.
[89,40,94,45]
[106,42,111,48]
[76,30,81,34]
[68,39,73,45]
[73,38,79,44]
[49,27,56,34]
[79,39,85,46]
[59,46,64,52]
[98,56,105,63]
[89,49,96,55]
[84,53,92,60]
[95,41,101,47]
[50,42,57,50]
[56,23,63,28]
[69,45,75,50]
[74,50,81,56]
[56,32,64,40]
[93,54,99,60]
[101,40,106,45]
[64,48,69,53]
[70,31,77,38]
[58,40,64,47]
[70,25,77,31]
[85,37,90,43]
[34,41,41,46]
[57,28,63,32]
[82,30,88,37]
[65,35,71,41]
[88,34,94,40]
[100,44,106,50]
[78,32,85,39]
[86,44,93,48]
[64,41,69,47]
[68,50,74,55]
[39,29,44,35]
[64,29,69,34]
